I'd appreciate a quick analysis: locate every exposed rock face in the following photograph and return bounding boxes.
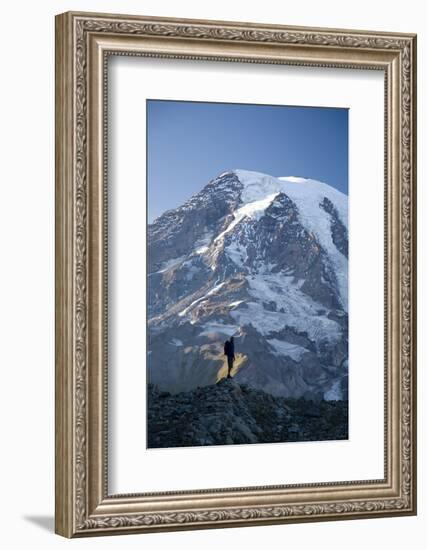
[148,379,348,448]
[147,169,348,400]
[320,196,348,258]
[148,171,242,276]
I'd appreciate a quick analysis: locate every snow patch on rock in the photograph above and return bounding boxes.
[267,339,308,361]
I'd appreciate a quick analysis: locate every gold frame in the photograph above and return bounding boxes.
[55,11,417,538]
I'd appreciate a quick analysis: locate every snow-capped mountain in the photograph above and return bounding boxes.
[147,169,348,400]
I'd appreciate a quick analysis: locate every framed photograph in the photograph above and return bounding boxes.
[55,11,417,537]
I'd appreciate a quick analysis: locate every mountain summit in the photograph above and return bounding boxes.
[147,170,348,400]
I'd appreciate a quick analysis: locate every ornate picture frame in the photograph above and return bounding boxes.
[55,11,417,537]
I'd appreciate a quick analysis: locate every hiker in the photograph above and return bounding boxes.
[224,336,235,378]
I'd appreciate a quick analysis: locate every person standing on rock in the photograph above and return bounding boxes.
[224,336,235,379]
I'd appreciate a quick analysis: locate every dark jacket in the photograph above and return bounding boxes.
[224,340,235,357]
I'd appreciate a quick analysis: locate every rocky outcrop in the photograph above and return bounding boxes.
[147,378,348,448]
[320,196,348,258]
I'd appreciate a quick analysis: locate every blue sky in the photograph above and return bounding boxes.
[147,100,348,222]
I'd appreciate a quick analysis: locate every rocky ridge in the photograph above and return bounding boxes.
[148,378,348,448]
